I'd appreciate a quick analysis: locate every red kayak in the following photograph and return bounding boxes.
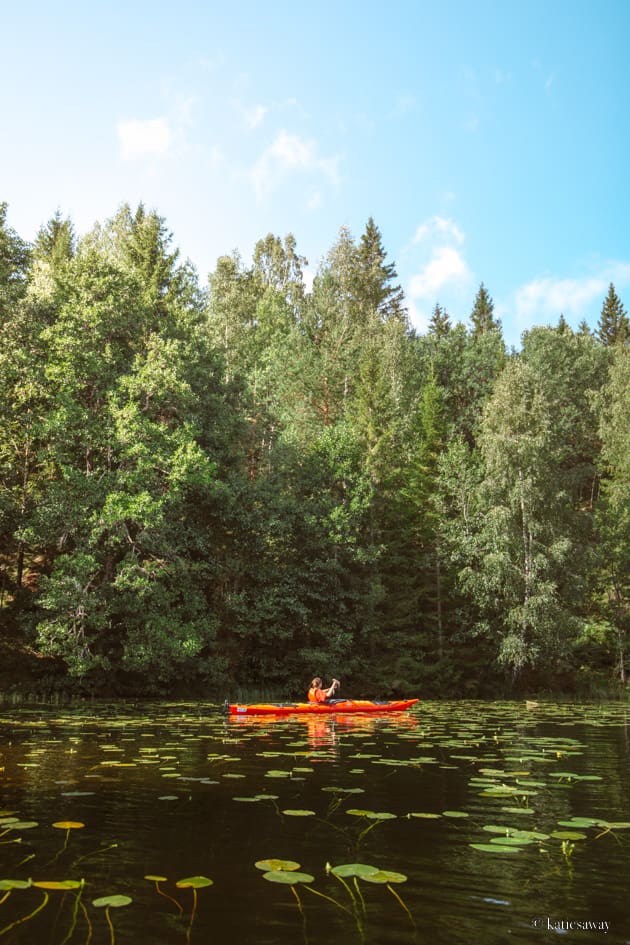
[227,698,418,716]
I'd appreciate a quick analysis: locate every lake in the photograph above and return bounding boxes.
[1,700,629,944]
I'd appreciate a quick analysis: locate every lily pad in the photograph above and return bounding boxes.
[92,895,132,907]
[255,859,301,872]
[33,880,82,890]
[263,871,314,884]
[176,876,213,888]
[469,843,521,854]
[361,870,407,884]
[331,863,379,879]
[550,831,587,840]
[281,809,316,817]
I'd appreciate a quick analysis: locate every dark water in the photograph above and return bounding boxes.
[1,700,629,944]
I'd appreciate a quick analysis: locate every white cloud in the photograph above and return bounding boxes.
[249,130,339,200]
[244,104,268,129]
[413,216,464,246]
[409,246,471,298]
[117,117,172,160]
[405,215,475,332]
[513,263,630,325]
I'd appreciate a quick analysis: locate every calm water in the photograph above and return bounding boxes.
[1,700,629,945]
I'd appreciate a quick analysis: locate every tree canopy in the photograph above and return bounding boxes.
[1,201,628,699]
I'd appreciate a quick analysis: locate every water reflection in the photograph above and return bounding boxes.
[1,701,629,945]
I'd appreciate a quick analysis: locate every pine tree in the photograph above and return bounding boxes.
[356,217,407,324]
[470,282,500,336]
[33,210,75,267]
[428,303,451,338]
[597,283,629,346]
[557,313,570,334]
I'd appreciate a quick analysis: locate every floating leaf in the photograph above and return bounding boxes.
[550,831,587,841]
[490,836,534,846]
[32,880,81,890]
[442,811,469,818]
[176,876,213,889]
[92,895,132,907]
[0,880,30,890]
[469,843,521,854]
[255,859,301,873]
[263,871,314,885]
[52,821,84,830]
[361,870,407,884]
[408,812,441,819]
[331,864,379,879]
[282,810,316,817]
[144,875,167,882]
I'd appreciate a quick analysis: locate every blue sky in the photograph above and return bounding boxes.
[3,0,630,347]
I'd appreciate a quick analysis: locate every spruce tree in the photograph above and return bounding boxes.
[356,217,406,324]
[428,303,451,338]
[470,282,500,336]
[597,283,629,346]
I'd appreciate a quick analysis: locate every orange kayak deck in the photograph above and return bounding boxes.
[227,698,419,716]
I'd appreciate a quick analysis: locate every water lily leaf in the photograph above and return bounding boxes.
[7,821,38,830]
[144,875,168,882]
[255,859,301,872]
[469,843,521,853]
[550,831,587,840]
[92,895,132,907]
[263,871,314,885]
[442,811,469,818]
[365,812,396,820]
[490,836,534,846]
[511,829,550,841]
[176,876,213,888]
[361,870,407,884]
[0,879,31,890]
[33,880,82,890]
[557,818,598,828]
[408,812,441,819]
[282,809,316,817]
[331,864,379,879]
[52,821,85,830]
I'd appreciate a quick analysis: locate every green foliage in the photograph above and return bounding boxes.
[1,204,628,697]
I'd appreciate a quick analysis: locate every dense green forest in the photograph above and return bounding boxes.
[1,201,629,699]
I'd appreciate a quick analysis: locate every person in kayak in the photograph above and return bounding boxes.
[308,677,340,703]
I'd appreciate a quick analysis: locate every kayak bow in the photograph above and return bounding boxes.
[227,698,419,716]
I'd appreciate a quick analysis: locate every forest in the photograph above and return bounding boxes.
[0,201,629,699]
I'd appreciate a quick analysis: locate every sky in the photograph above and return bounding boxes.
[3,0,630,348]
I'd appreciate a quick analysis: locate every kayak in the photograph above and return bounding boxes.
[227,698,419,716]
